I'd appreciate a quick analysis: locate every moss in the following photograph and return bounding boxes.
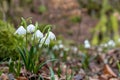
[69,16,81,23]
[0,20,21,60]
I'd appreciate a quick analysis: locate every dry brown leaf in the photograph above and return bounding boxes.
[0,73,8,80]
[103,64,117,77]
[89,77,99,80]
[17,76,28,80]
[109,78,119,80]
[100,74,110,80]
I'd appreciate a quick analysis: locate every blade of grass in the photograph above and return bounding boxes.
[39,59,57,69]
[49,67,55,80]
[17,47,27,69]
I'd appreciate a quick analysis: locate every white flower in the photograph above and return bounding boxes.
[39,31,56,46]
[40,37,50,45]
[59,44,64,49]
[84,40,91,48]
[34,30,43,39]
[47,31,56,40]
[53,45,59,50]
[15,26,26,35]
[27,24,35,33]
[72,46,78,53]
[108,40,115,47]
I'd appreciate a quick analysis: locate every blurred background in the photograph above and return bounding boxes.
[0,0,120,45]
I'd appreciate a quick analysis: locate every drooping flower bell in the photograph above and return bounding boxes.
[107,40,115,47]
[39,31,56,46]
[27,24,35,33]
[34,30,43,39]
[40,37,50,45]
[47,31,56,40]
[15,26,26,35]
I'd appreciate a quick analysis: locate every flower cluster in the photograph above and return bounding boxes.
[84,39,116,49]
[13,22,56,74]
[100,40,116,48]
[15,24,56,45]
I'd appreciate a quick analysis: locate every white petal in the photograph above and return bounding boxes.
[34,30,43,38]
[84,40,89,44]
[27,24,35,33]
[72,46,78,53]
[48,32,56,40]
[15,26,26,35]
[108,40,115,47]
[40,37,50,45]
[53,45,59,50]
[84,40,91,48]
[59,44,64,49]
[84,44,91,48]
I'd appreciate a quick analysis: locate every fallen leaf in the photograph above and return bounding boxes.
[103,64,117,77]
[109,78,119,80]
[100,74,110,80]
[17,77,28,80]
[89,77,99,80]
[0,73,8,80]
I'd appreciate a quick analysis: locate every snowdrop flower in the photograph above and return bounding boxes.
[34,30,43,39]
[108,40,115,47]
[53,45,59,50]
[27,24,35,33]
[39,31,56,46]
[59,44,64,49]
[72,46,78,53]
[84,40,91,48]
[47,31,56,40]
[40,37,50,45]
[15,26,26,35]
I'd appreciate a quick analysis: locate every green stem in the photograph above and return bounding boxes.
[42,25,51,33]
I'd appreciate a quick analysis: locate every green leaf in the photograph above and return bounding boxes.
[49,67,55,80]
[17,47,27,69]
[21,17,27,28]
[39,59,57,69]
[9,58,16,73]
[28,46,34,67]
[42,25,51,33]
[110,14,119,41]
[38,75,44,80]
